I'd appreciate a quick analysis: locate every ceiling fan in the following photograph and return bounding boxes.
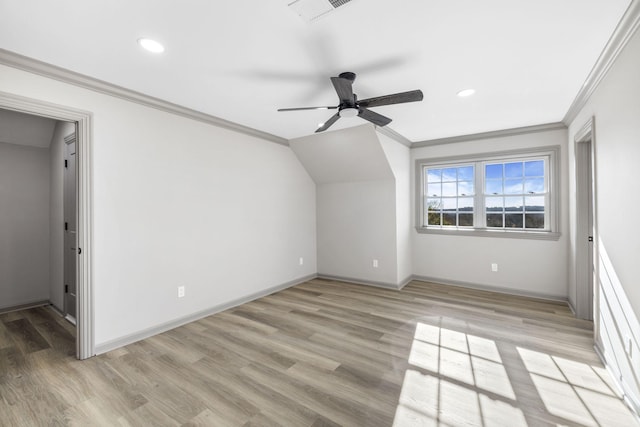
[277,72,424,133]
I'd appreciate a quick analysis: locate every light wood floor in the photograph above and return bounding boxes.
[1,279,637,426]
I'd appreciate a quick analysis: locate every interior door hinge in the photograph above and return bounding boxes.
[64,222,68,231]
[64,159,68,168]
[65,284,69,293]
[588,236,594,242]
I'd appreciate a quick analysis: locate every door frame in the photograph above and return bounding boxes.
[574,117,598,326]
[0,90,94,359]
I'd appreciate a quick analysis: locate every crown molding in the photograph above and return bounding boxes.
[563,0,640,125]
[0,49,289,146]
[375,125,412,147]
[411,122,567,148]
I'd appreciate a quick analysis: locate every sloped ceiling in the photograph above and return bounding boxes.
[0,0,632,141]
[290,124,393,183]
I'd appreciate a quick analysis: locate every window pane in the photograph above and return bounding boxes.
[459,213,473,227]
[458,180,473,196]
[427,168,442,182]
[442,168,457,181]
[505,162,523,178]
[525,213,545,229]
[505,196,523,212]
[428,212,441,225]
[486,213,503,227]
[458,166,474,181]
[458,197,474,211]
[427,183,441,197]
[505,213,523,228]
[525,160,544,177]
[504,179,523,194]
[442,182,456,197]
[442,213,456,226]
[524,178,544,194]
[525,196,545,211]
[485,197,503,212]
[485,164,503,179]
[427,198,441,211]
[442,198,456,211]
[423,164,476,229]
[486,180,502,195]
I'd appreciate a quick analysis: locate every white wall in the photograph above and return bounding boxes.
[316,180,398,285]
[411,129,570,299]
[49,121,75,311]
[378,132,412,284]
[0,64,317,348]
[290,125,403,287]
[567,24,640,411]
[0,142,51,309]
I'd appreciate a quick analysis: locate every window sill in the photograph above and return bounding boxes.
[415,227,561,241]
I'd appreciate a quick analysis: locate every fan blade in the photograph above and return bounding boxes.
[277,106,337,112]
[315,112,341,133]
[331,77,355,104]
[358,89,423,108]
[358,108,392,127]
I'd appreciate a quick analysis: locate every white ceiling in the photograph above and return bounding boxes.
[0,0,632,142]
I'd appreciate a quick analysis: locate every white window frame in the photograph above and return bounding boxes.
[415,146,560,240]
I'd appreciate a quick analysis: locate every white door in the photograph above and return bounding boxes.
[64,138,77,323]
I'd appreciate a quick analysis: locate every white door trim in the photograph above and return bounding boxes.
[574,117,598,327]
[0,90,94,359]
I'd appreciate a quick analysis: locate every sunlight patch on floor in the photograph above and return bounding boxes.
[396,323,525,426]
[518,347,637,427]
[393,322,638,426]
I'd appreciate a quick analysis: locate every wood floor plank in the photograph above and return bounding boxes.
[3,317,50,354]
[1,280,638,426]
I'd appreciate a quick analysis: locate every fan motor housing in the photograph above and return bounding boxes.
[338,71,356,82]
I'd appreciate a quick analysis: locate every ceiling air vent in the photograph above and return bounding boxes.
[288,0,353,22]
[328,0,352,7]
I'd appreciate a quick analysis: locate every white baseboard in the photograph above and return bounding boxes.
[0,299,49,314]
[93,272,570,355]
[398,275,413,290]
[316,273,403,290]
[94,273,317,355]
[411,275,568,303]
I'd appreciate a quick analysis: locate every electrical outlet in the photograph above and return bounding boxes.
[491,263,498,272]
[299,257,304,266]
[373,259,379,268]
[178,286,185,298]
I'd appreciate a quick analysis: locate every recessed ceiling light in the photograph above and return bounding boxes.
[457,89,476,97]
[138,38,165,53]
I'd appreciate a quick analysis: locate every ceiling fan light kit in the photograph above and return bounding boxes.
[278,71,423,133]
[339,107,358,118]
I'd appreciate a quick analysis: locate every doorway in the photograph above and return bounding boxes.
[64,134,77,323]
[0,91,93,359]
[574,117,596,321]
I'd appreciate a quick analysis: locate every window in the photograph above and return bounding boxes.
[425,165,475,227]
[484,159,546,230]
[416,147,559,239]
